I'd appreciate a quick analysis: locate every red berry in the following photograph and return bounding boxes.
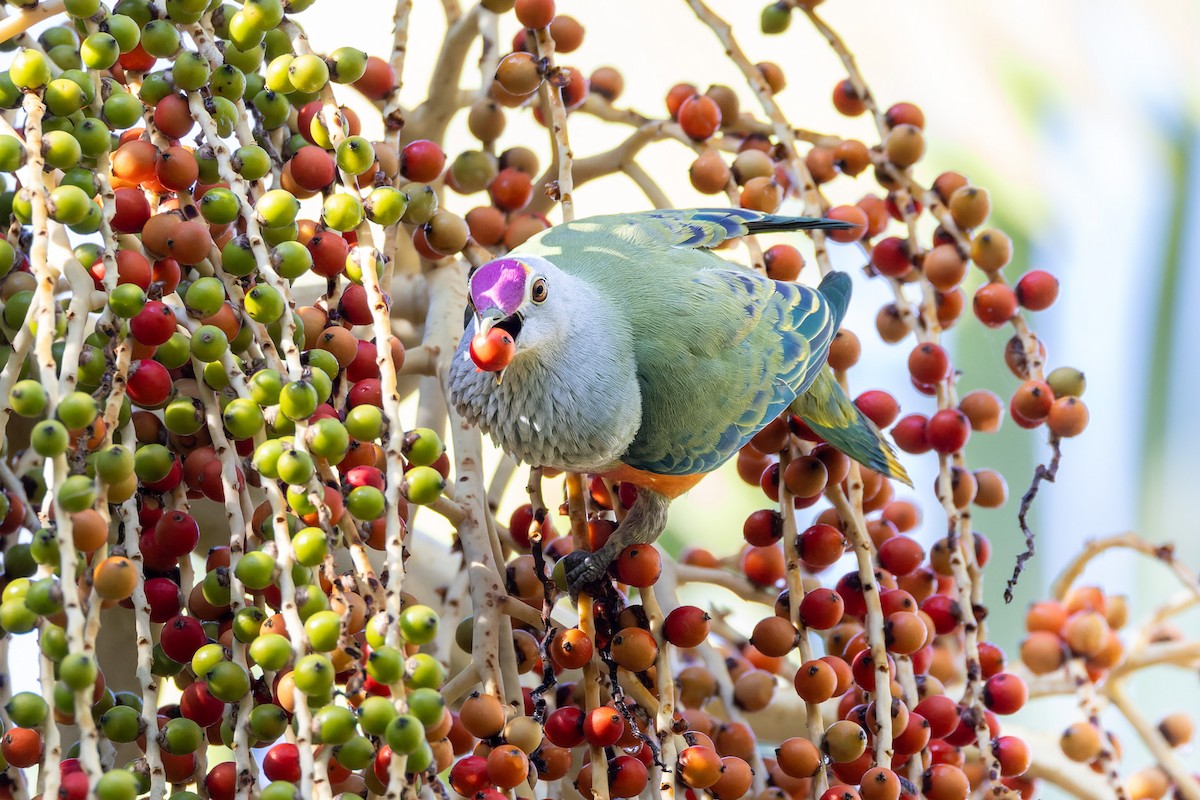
[666,82,698,120]
[913,695,959,740]
[112,186,152,233]
[920,594,962,636]
[613,544,660,587]
[160,614,208,664]
[891,414,931,455]
[1015,270,1059,311]
[180,680,226,727]
[798,587,845,630]
[832,78,865,116]
[470,328,516,373]
[609,754,649,798]
[677,94,722,141]
[797,524,845,571]
[400,140,446,183]
[544,706,585,748]
[583,706,623,747]
[877,536,924,577]
[663,605,711,648]
[764,244,804,281]
[129,300,177,346]
[743,509,782,546]
[871,236,912,278]
[973,283,1018,327]
[926,409,971,454]
[449,755,490,797]
[855,390,900,428]
[982,673,1027,715]
[154,510,200,558]
[826,205,868,244]
[907,343,951,384]
[489,167,534,211]
[515,0,555,28]
[290,145,337,191]
[127,359,172,408]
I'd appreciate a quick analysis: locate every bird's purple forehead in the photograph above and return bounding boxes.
[470,258,528,316]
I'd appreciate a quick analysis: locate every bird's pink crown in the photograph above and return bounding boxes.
[470,258,528,316]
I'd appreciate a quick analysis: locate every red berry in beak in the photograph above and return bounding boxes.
[470,327,516,372]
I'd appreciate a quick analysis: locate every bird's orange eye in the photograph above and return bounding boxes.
[531,277,548,304]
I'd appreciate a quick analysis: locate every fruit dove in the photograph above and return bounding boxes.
[448,209,909,594]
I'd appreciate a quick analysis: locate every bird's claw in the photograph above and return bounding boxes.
[562,549,611,600]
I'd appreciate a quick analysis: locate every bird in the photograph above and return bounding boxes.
[448,208,910,595]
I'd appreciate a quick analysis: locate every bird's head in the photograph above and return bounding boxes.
[465,255,570,380]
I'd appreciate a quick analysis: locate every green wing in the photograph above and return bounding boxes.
[790,368,912,485]
[520,210,850,476]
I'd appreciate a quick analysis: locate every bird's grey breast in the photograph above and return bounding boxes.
[447,328,643,472]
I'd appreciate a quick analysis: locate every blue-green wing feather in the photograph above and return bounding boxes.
[519,209,846,477]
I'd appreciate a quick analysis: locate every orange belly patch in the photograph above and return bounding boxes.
[599,464,710,499]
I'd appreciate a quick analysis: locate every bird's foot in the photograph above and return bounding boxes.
[562,548,613,600]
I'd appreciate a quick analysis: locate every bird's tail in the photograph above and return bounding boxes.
[789,366,912,486]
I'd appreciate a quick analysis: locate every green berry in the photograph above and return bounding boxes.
[171,51,211,91]
[9,380,48,417]
[160,717,203,755]
[385,713,425,754]
[102,14,141,53]
[346,485,385,521]
[94,444,135,484]
[407,687,445,727]
[287,54,329,93]
[139,20,181,58]
[198,187,242,226]
[205,660,250,702]
[233,144,271,181]
[134,443,175,482]
[356,694,397,736]
[189,325,229,362]
[5,692,48,728]
[95,769,140,800]
[403,465,445,505]
[290,526,328,567]
[303,609,341,652]
[100,704,144,743]
[404,428,445,467]
[154,333,193,370]
[364,186,409,227]
[399,605,439,646]
[59,652,99,690]
[58,391,99,429]
[222,398,264,439]
[307,417,348,460]
[345,405,383,441]
[31,420,70,457]
[405,653,447,690]
[328,47,368,84]
[248,703,289,743]
[279,380,318,421]
[234,550,277,591]
[10,49,51,90]
[292,653,335,697]
[321,193,363,232]
[249,633,293,671]
[314,705,357,745]
[244,284,286,324]
[256,189,301,228]
[336,136,375,175]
